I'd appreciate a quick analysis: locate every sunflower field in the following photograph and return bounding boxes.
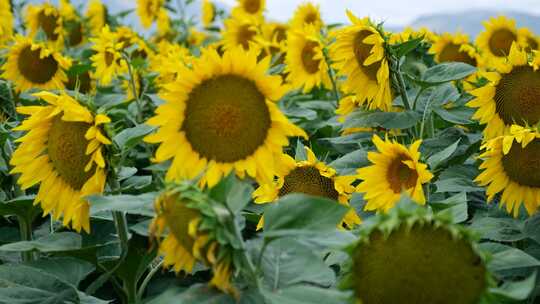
[0,0,540,303]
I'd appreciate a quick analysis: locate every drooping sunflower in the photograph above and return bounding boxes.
[0,0,14,46]
[145,47,307,188]
[60,0,85,47]
[85,0,107,37]
[467,43,540,139]
[137,0,164,28]
[10,91,111,233]
[518,27,540,53]
[150,184,237,294]
[342,207,488,304]
[285,24,331,93]
[222,16,262,52]
[290,2,323,30]
[26,3,64,48]
[429,33,479,66]
[356,135,433,212]
[262,22,288,54]
[331,12,392,111]
[201,0,216,28]
[476,125,540,216]
[232,0,265,18]
[115,26,155,61]
[476,16,520,69]
[253,147,361,229]
[90,26,127,85]
[2,35,71,92]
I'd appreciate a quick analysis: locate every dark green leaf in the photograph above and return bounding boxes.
[421,62,476,84]
[489,248,540,271]
[489,272,537,300]
[0,232,82,252]
[87,192,157,216]
[393,37,424,58]
[427,139,460,169]
[344,110,421,130]
[470,217,525,242]
[113,124,155,151]
[262,285,350,304]
[25,257,94,287]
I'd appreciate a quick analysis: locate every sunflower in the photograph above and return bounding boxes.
[202,0,216,28]
[122,72,143,102]
[290,2,323,30]
[285,24,331,93]
[156,8,171,37]
[467,43,540,139]
[10,91,111,233]
[253,147,361,229]
[331,12,392,111]
[137,0,164,28]
[2,35,71,92]
[262,22,288,52]
[342,207,488,304]
[0,0,14,46]
[151,185,236,294]
[85,0,107,37]
[476,16,520,69]
[476,125,540,216]
[65,68,94,94]
[150,41,192,85]
[145,47,307,188]
[356,135,433,212]
[60,0,85,47]
[187,27,208,46]
[26,3,64,48]
[90,26,127,85]
[222,16,262,52]
[232,0,265,18]
[429,33,479,66]
[518,27,540,53]
[388,26,436,45]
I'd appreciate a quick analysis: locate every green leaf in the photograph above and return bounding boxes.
[392,37,424,58]
[434,177,482,193]
[226,180,254,214]
[470,217,525,242]
[430,192,468,223]
[0,264,80,304]
[489,272,537,301]
[329,149,368,176]
[263,194,348,236]
[427,139,460,170]
[344,110,421,130]
[489,248,540,272]
[87,192,157,216]
[0,232,82,252]
[420,62,476,85]
[524,214,540,244]
[113,124,155,151]
[24,257,94,287]
[146,284,235,304]
[433,106,474,125]
[0,196,41,222]
[262,285,350,304]
[79,292,111,304]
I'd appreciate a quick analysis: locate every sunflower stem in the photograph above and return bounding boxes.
[136,259,163,301]
[322,47,340,106]
[17,216,33,262]
[123,52,143,124]
[393,57,412,111]
[231,215,262,291]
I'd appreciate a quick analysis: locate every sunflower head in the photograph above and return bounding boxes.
[145,46,306,188]
[253,147,361,229]
[137,0,164,28]
[90,26,128,85]
[467,43,540,138]
[1,35,71,92]
[150,183,237,294]
[341,206,488,304]
[202,0,216,28]
[356,135,433,212]
[85,0,108,37]
[476,125,540,217]
[149,41,192,85]
[518,27,540,53]
[330,12,393,111]
[65,64,94,94]
[0,0,14,46]
[290,2,323,30]
[26,3,64,47]
[232,0,265,18]
[389,26,436,44]
[429,32,479,66]
[222,15,262,52]
[10,91,111,233]
[476,16,520,68]
[285,24,331,93]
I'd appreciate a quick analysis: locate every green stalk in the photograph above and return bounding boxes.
[123,53,143,124]
[136,260,164,301]
[18,217,33,262]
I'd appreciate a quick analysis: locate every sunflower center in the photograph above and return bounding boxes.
[47,116,93,190]
[438,43,477,66]
[38,10,59,41]
[237,25,257,50]
[68,21,83,46]
[243,0,260,14]
[304,12,318,25]
[352,225,486,304]
[501,139,540,187]
[17,45,58,84]
[278,166,339,200]
[488,29,516,57]
[65,70,92,94]
[182,75,271,163]
[386,155,418,193]
[353,30,381,82]
[160,194,199,252]
[301,41,321,74]
[494,66,540,126]
[105,51,115,66]
[273,26,287,43]
[527,37,539,51]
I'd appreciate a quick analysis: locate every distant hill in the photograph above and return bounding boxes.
[409,10,540,36]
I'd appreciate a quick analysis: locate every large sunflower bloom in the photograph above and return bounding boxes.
[26,3,64,48]
[10,91,111,232]
[90,26,127,85]
[290,2,323,31]
[467,43,540,139]
[145,47,307,188]
[476,16,520,69]
[151,187,235,294]
[0,0,14,46]
[429,32,479,66]
[331,12,392,111]
[2,35,71,92]
[85,0,107,37]
[356,135,433,212]
[285,24,331,93]
[137,0,164,28]
[253,147,361,229]
[476,125,540,217]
